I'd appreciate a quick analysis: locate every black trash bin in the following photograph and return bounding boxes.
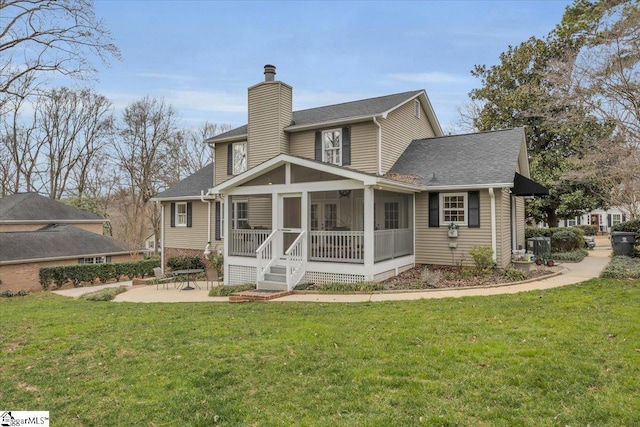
[611,232,636,256]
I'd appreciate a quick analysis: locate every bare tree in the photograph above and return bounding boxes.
[38,87,114,199]
[113,96,178,246]
[0,0,120,109]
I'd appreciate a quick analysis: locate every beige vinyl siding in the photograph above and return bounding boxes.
[247,82,292,168]
[163,201,213,250]
[495,188,512,269]
[248,197,272,228]
[380,99,436,174]
[214,142,235,186]
[289,121,379,173]
[415,190,491,267]
[515,196,526,249]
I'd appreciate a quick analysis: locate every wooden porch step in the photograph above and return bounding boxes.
[229,289,293,303]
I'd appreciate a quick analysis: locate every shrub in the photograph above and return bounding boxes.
[80,286,128,301]
[525,227,554,239]
[600,256,640,279]
[501,268,527,282]
[551,228,584,252]
[421,267,444,288]
[551,249,589,262]
[208,284,255,296]
[574,225,598,236]
[0,289,28,298]
[167,255,205,271]
[468,245,494,271]
[610,218,640,234]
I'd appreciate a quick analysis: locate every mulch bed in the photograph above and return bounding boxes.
[381,265,556,289]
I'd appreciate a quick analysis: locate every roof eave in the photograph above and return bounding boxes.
[424,182,514,192]
[285,115,377,132]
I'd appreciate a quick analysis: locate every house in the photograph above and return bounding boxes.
[154,65,547,290]
[0,193,143,291]
[556,207,632,233]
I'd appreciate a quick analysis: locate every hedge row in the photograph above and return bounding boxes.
[39,258,160,290]
[525,227,585,252]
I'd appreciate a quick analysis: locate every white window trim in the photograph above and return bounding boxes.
[322,128,342,166]
[232,142,247,175]
[440,193,467,225]
[175,202,187,227]
[414,99,421,118]
[231,200,249,229]
[220,201,225,238]
[611,213,622,226]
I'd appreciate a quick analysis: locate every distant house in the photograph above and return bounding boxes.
[556,207,633,233]
[154,65,547,290]
[0,193,144,291]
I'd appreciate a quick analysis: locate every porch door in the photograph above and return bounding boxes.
[282,195,302,251]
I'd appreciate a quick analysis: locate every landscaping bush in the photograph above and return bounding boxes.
[610,218,640,234]
[550,249,589,262]
[208,284,255,296]
[468,245,494,271]
[500,268,527,282]
[0,289,28,298]
[573,225,598,236]
[600,256,640,279]
[80,286,128,301]
[525,227,554,239]
[166,255,205,271]
[39,258,160,290]
[551,228,584,252]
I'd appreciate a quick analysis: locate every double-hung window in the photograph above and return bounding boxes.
[176,202,188,227]
[232,201,249,229]
[384,202,399,229]
[232,142,247,175]
[322,129,342,166]
[441,193,466,224]
[611,213,622,227]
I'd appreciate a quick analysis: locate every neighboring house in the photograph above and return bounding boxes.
[0,192,143,291]
[144,233,162,254]
[156,65,547,290]
[556,207,632,233]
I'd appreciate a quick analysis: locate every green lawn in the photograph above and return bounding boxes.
[2,279,639,426]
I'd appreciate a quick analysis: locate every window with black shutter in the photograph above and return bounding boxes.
[428,192,439,227]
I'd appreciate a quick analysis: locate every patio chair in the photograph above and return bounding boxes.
[153,267,172,290]
[204,267,219,290]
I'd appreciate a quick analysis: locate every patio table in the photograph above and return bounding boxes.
[172,269,204,291]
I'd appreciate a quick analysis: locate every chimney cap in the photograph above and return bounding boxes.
[264,64,276,81]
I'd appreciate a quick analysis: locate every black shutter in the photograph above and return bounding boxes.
[315,131,322,161]
[170,202,176,227]
[215,202,221,240]
[468,191,480,228]
[186,202,192,228]
[577,216,581,225]
[607,214,612,227]
[622,214,627,222]
[342,127,351,166]
[428,192,439,227]
[227,144,233,175]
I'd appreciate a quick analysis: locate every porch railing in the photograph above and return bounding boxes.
[374,228,413,262]
[285,231,306,290]
[229,229,272,257]
[309,230,364,263]
[256,229,280,283]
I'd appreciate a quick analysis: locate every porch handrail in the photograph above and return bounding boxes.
[285,230,306,290]
[256,229,281,283]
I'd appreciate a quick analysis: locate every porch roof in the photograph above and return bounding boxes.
[390,128,530,189]
[209,154,423,195]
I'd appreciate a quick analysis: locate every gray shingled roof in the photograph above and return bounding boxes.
[210,90,423,141]
[153,163,214,199]
[0,225,137,262]
[0,192,104,222]
[390,128,525,187]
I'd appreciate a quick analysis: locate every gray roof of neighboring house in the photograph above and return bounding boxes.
[209,90,424,142]
[0,192,104,222]
[153,163,214,200]
[0,225,137,262]
[389,128,525,187]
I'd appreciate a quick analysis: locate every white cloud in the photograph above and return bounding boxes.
[387,72,468,84]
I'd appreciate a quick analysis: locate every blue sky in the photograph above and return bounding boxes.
[90,0,573,133]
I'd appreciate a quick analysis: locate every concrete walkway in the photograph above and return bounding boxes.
[53,243,612,304]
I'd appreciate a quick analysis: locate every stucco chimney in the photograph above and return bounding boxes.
[264,64,276,81]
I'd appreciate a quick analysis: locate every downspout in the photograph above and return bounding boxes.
[489,188,497,263]
[201,190,212,255]
[373,116,382,175]
[160,201,165,272]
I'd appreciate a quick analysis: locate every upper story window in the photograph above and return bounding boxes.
[414,99,421,118]
[232,142,247,175]
[322,129,342,166]
[441,193,466,224]
[176,202,188,226]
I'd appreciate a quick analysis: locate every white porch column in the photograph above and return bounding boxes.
[301,190,308,261]
[272,192,280,257]
[223,194,230,284]
[363,186,375,273]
